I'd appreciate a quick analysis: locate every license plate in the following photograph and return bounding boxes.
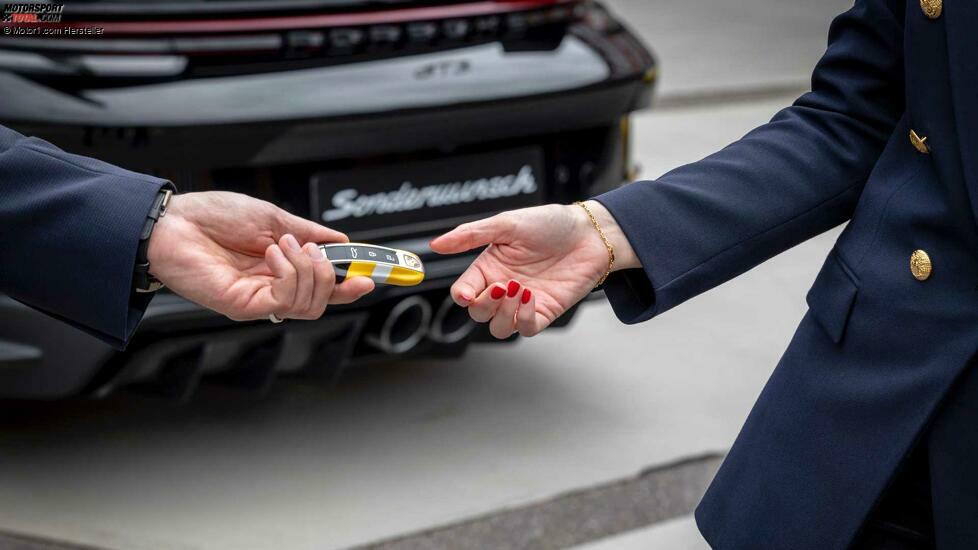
[310,147,544,239]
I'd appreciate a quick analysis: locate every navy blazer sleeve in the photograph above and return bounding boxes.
[0,125,173,349]
[594,0,906,324]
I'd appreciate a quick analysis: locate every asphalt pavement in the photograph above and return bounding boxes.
[0,1,853,549]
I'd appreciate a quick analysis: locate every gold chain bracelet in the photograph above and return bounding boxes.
[575,201,615,288]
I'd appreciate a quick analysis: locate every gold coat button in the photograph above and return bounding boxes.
[910,129,930,154]
[910,250,933,281]
[920,0,942,19]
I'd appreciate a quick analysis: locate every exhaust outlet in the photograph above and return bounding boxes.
[365,296,432,354]
[428,295,477,344]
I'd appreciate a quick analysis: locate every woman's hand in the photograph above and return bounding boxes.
[430,201,639,338]
[147,191,375,321]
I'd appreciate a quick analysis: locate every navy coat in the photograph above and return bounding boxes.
[0,126,171,349]
[596,0,978,548]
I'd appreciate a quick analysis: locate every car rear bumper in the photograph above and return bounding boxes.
[0,248,586,400]
[0,101,624,400]
[0,251,455,399]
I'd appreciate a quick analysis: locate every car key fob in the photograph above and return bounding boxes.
[319,243,425,287]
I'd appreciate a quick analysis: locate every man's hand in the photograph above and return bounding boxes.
[147,191,374,321]
[430,201,639,339]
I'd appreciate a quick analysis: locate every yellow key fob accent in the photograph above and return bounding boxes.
[319,243,425,287]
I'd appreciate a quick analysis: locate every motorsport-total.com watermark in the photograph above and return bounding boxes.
[1,3,105,35]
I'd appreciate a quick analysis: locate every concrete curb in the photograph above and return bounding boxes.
[350,454,722,550]
[655,83,809,111]
[0,531,111,550]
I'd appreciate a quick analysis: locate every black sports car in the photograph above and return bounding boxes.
[0,0,655,399]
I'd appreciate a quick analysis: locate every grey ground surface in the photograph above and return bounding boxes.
[574,515,711,550]
[612,0,848,100]
[0,1,852,549]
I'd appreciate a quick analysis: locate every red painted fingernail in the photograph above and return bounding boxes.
[521,289,531,304]
[507,281,520,297]
[490,286,505,300]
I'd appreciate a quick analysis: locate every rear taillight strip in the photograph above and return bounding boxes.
[59,0,578,36]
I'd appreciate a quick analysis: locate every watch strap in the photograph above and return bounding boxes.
[134,187,173,293]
